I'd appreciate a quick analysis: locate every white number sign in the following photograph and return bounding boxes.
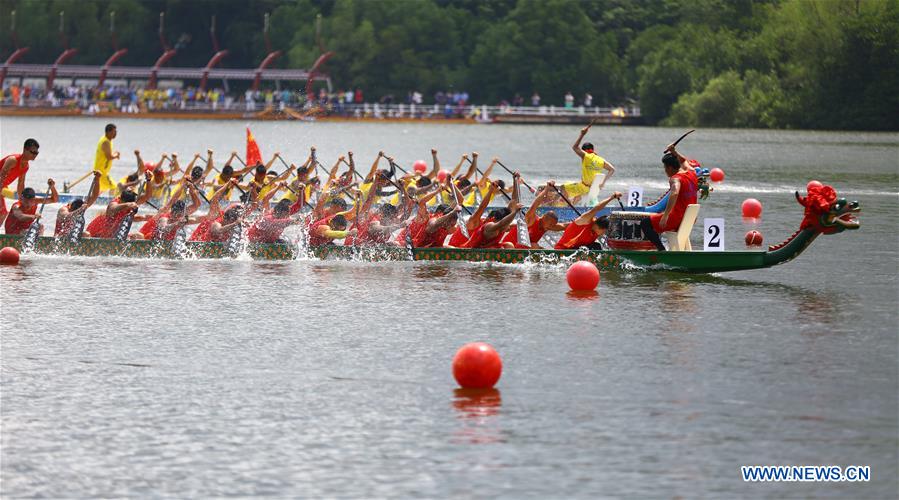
[703,218,725,251]
[627,186,644,207]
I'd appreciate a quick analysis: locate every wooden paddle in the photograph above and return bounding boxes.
[495,160,537,193]
[549,184,583,217]
[63,170,93,193]
[20,184,52,253]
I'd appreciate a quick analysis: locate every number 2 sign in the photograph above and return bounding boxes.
[704,218,725,251]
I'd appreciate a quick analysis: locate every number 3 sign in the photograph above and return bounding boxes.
[627,186,643,207]
[704,218,725,251]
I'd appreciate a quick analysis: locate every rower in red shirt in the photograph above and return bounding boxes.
[463,172,525,249]
[554,192,623,250]
[190,179,239,241]
[642,144,699,251]
[4,180,58,235]
[247,198,305,244]
[55,172,103,238]
[500,179,569,249]
[85,184,152,239]
[446,181,498,247]
[0,138,40,227]
[415,204,461,247]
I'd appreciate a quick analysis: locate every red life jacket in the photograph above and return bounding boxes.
[346,213,376,246]
[86,198,134,238]
[4,201,36,234]
[1,154,29,188]
[555,220,597,249]
[156,214,186,241]
[462,219,502,249]
[652,169,699,233]
[247,214,292,243]
[413,215,449,248]
[500,217,542,249]
[139,212,167,239]
[189,216,218,242]
[307,215,335,246]
[448,216,482,247]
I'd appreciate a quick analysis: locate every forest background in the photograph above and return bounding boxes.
[1,0,896,130]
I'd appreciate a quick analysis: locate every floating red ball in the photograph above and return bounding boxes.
[452,343,503,389]
[710,168,725,182]
[0,246,20,265]
[745,230,764,246]
[742,198,763,218]
[807,180,823,191]
[566,261,600,291]
[413,160,428,174]
[437,169,449,182]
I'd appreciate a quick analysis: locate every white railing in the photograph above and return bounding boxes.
[0,97,641,119]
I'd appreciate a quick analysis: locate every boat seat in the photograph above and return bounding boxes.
[663,204,700,251]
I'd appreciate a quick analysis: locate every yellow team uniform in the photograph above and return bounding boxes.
[563,152,607,197]
[206,174,234,201]
[464,182,493,206]
[93,135,116,193]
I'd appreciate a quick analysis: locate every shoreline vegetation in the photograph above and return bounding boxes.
[1,0,896,131]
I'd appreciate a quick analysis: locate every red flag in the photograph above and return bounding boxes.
[246,127,263,166]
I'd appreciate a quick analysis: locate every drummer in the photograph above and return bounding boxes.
[554,192,622,250]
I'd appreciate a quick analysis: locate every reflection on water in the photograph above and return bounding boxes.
[566,290,600,301]
[451,388,503,445]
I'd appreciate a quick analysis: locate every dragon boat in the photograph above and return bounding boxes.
[0,187,859,274]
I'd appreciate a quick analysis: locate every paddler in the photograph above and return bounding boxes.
[153,184,201,242]
[641,144,699,251]
[554,192,623,250]
[4,180,59,236]
[446,181,499,247]
[116,150,150,194]
[93,123,121,195]
[564,121,616,204]
[145,153,178,205]
[247,194,306,244]
[0,138,40,227]
[55,171,103,238]
[190,179,240,241]
[85,184,153,239]
[500,180,568,249]
[462,172,524,249]
[138,181,200,240]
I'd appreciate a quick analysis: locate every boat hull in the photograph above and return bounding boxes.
[0,234,774,274]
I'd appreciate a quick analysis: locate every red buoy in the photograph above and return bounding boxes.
[745,230,764,246]
[742,198,763,218]
[0,246,20,265]
[566,261,600,291]
[807,180,823,191]
[437,169,449,183]
[452,343,503,389]
[413,160,428,174]
[710,168,725,182]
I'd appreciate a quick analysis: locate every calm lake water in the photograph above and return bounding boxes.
[2,116,898,498]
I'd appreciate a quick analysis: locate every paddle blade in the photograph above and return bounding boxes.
[404,228,414,261]
[226,223,245,257]
[516,213,530,248]
[67,214,86,245]
[172,226,188,258]
[457,213,470,239]
[20,221,41,253]
[115,212,135,243]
